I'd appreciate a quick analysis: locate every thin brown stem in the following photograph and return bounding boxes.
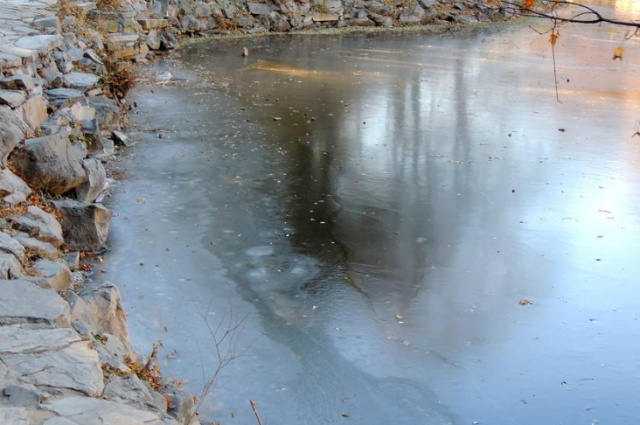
[250,399,265,425]
[551,29,559,102]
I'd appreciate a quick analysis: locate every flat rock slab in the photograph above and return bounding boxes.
[136,18,168,30]
[68,103,96,121]
[0,52,22,69]
[12,205,64,247]
[14,35,61,54]
[399,13,421,24]
[1,384,45,407]
[13,213,62,244]
[0,325,80,354]
[15,235,59,260]
[45,88,84,107]
[0,166,32,204]
[2,341,104,396]
[20,95,49,130]
[33,258,72,292]
[44,418,77,425]
[103,374,164,411]
[0,406,29,425]
[44,397,164,425]
[0,44,38,62]
[0,89,26,108]
[0,230,26,261]
[0,279,70,327]
[105,33,139,43]
[63,72,99,90]
[312,12,340,22]
[247,2,273,15]
[0,74,35,91]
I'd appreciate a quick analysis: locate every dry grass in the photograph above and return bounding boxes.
[311,2,330,14]
[125,343,164,392]
[58,0,88,24]
[101,59,138,100]
[57,0,101,40]
[96,0,122,12]
[214,14,241,32]
[25,193,63,220]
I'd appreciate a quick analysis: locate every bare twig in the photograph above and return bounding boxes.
[549,21,560,102]
[187,303,249,425]
[142,342,159,374]
[499,0,640,29]
[498,1,639,102]
[249,399,265,425]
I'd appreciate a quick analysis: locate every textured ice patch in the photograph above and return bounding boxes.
[244,246,274,257]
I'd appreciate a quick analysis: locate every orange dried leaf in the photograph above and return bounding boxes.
[549,32,559,46]
[524,0,535,8]
[613,46,624,61]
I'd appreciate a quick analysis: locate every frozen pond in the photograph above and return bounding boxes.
[99,4,640,424]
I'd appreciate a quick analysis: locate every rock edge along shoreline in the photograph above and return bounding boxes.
[0,0,516,424]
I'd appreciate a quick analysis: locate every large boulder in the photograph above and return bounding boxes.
[32,259,72,292]
[51,200,111,251]
[0,168,31,205]
[0,252,24,279]
[10,132,87,195]
[12,205,64,248]
[0,106,28,167]
[0,279,70,327]
[73,159,106,203]
[70,283,131,351]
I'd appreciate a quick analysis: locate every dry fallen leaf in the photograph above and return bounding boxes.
[613,46,624,61]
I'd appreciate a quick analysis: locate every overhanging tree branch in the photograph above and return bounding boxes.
[494,0,640,29]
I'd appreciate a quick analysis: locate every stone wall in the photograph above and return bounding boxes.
[94,0,511,60]
[0,0,513,424]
